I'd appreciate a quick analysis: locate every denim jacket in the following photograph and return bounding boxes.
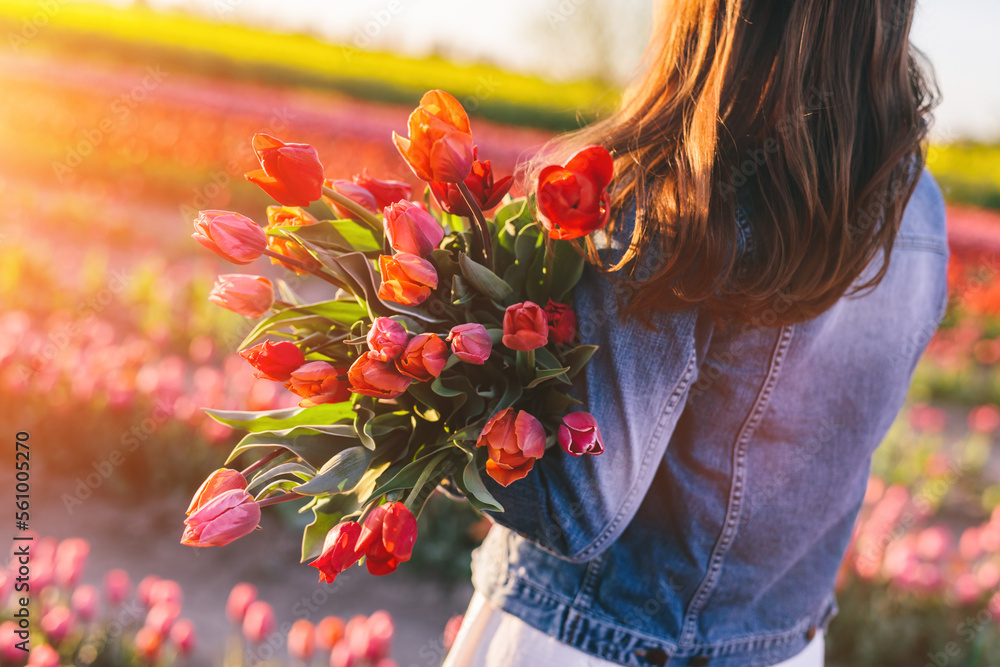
[472,170,949,666]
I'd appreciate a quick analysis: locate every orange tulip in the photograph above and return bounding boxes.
[264,206,321,275]
[476,408,546,487]
[284,361,351,407]
[378,253,438,306]
[245,134,325,207]
[392,90,474,183]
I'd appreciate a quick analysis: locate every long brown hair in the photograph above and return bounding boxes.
[533,0,938,325]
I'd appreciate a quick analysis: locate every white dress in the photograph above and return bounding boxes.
[443,592,825,667]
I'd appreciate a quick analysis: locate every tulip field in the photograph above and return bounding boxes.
[1,3,1000,666]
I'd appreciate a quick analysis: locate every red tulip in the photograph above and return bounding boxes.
[544,300,577,345]
[326,178,380,221]
[192,210,267,264]
[104,569,132,606]
[242,600,276,644]
[383,200,445,256]
[170,618,197,656]
[226,583,258,624]
[284,360,351,407]
[536,145,614,240]
[430,151,513,217]
[353,169,412,209]
[186,468,248,515]
[134,627,163,663]
[447,323,492,365]
[209,274,274,318]
[502,301,548,351]
[265,205,321,275]
[378,253,438,307]
[476,408,546,487]
[348,352,411,399]
[356,503,418,575]
[245,133,325,207]
[310,521,362,584]
[396,333,449,382]
[288,619,316,661]
[367,317,409,362]
[392,90,474,183]
[240,340,306,382]
[558,412,605,456]
[181,489,261,547]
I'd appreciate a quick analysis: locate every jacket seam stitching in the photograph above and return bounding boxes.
[678,324,795,645]
[572,350,698,561]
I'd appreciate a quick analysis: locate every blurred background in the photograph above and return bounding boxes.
[0,0,998,665]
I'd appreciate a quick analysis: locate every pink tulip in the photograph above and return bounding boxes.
[40,606,74,642]
[145,601,181,635]
[383,200,445,256]
[362,610,394,661]
[0,622,22,662]
[138,577,162,610]
[367,318,409,362]
[170,618,197,656]
[27,644,60,667]
[104,569,132,606]
[330,640,355,667]
[327,179,379,222]
[288,619,316,661]
[242,600,276,644]
[209,274,274,318]
[953,573,982,605]
[226,583,258,624]
[71,585,99,622]
[181,489,261,548]
[353,169,411,209]
[192,210,267,264]
[378,253,438,307]
[447,323,492,364]
[187,469,248,515]
[150,579,183,608]
[558,412,605,456]
[476,408,546,487]
[54,538,89,588]
[916,526,953,561]
[396,333,449,382]
[968,404,1000,432]
[443,614,464,651]
[502,302,548,351]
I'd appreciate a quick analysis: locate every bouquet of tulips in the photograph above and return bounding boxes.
[181,90,611,584]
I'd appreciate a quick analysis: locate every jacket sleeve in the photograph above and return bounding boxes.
[481,262,705,563]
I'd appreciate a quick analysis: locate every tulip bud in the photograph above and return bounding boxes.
[363,610,394,661]
[501,302,548,351]
[353,169,412,209]
[40,606,74,642]
[136,575,160,609]
[558,412,605,456]
[443,614,464,651]
[356,503,418,576]
[71,585,99,622]
[245,134,325,207]
[145,601,180,636]
[134,626,163,663]
[383,200,445,256]
[150,579,183,608]
[193,210,267,264]
[316,616,345,651]
[378,253,438,307]
[55,538,88,589]
[348,352,411,399]
[326,179,379,222]
[284,360,351,407]
[27,644,60,667]
[0,622,23,663]
[288,619,316,662]
[393,90,474,183]
[209,274,274,318]
[367,318,409,362]
[226,583,258,624]
[311,521,363,584]
[187,468,248,515]
[170,618,197,656]
[242,600,276,644]
[476,408,546,487]
[240,340,306,382]
[446,323,492,364]
[181,489,261,548]
[544,300,577,346]
[396,333,448,382]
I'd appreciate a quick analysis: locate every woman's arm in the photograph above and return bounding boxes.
[481,266,705,563]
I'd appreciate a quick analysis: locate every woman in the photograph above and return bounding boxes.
[444,0,945,666]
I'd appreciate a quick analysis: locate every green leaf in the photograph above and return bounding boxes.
[206,403,355,433]
[459,253,514,303]
[249,461,315,490]
[461,452,503,512]
[294,446,375,495]
[301,494,363,562]
[525,366,571,388]
[353,401,377,450]
[275,220,381,254]
[253,479,300,500]
[447,419,487,443]
[534,346,563,370]
[370,448,453,498]
[239,300,367,348]
[547,240,586,302]
[226,430,360,468]
[563,344,598,379]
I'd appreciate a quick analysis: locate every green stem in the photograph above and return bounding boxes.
[516,349,535,385]
[322,185,384,235]
[262,248,348,291]
[457,181,493,269]
[257,491,305,508]
[240,449,284,479]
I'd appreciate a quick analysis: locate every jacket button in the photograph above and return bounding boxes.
[806,626,817,641]
[640,648,669,665]
[690,658,710,666]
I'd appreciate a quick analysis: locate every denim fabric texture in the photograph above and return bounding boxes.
[471,170,950,666]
